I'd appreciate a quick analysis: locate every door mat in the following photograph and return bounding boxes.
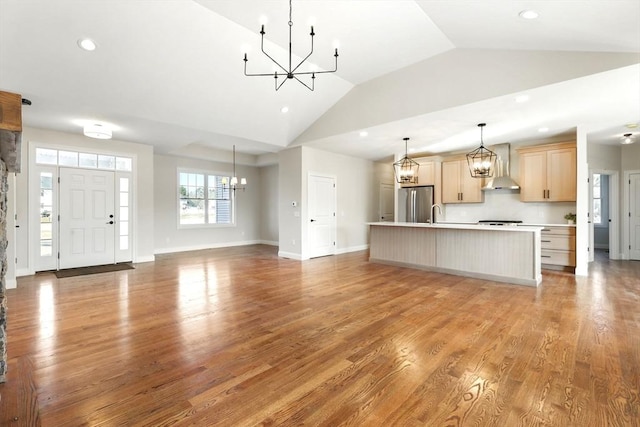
[54,263,134,278]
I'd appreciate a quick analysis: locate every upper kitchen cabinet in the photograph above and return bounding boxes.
[441,157,483,204]
[400,158,436,187]
[518,142,576,202]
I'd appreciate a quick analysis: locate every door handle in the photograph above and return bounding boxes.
[107,221,114,224]
[310,219,316,222]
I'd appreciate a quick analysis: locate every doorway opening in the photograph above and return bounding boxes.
[589,170,619,261]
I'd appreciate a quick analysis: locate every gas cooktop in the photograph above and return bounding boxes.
[477,220,523,226]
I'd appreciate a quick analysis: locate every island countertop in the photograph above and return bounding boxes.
[368,221,543,232]
[368,222,542,287]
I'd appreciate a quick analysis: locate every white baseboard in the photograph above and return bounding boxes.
[154,240,264,255]
[278,251,304,260]
[259,240,279,246]
[135,255,156,263]
[6,279,17,289]
[16,268,34,277]
[336,244,369,255]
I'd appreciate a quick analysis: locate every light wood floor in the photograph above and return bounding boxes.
[1,246,638,426]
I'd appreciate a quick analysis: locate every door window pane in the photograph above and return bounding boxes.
[36,148,57,165]
[116,157,132,171]
[98,155,116,170]
[58,151,78,167]
[79,153,98,168]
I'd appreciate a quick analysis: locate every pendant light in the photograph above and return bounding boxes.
[621,133,635,145]
[221,145,247,192]
[393,137,420,184]
[466,123,496,178]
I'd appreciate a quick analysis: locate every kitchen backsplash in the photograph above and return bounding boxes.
[443,190,576,224]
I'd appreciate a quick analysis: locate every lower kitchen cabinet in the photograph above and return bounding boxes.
[540,226,576,271]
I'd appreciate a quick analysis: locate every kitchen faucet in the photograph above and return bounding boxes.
[431,204,442,224]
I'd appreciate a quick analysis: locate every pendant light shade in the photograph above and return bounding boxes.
[466,123,496,178]
[393,137,420,184]
[621,133,635,145]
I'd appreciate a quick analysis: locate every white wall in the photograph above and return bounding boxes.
[13,127,155,277]
[278,147,303,258]
[153,154,261,254]
[259,164,279,245]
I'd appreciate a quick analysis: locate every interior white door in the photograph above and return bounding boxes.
[59,168,116,269]
[380,183,394,222]
[630,173,640,260]
[588,171,595,263]
[308,174,336,258]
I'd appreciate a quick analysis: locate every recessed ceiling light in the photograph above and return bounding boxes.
[281,106,289,113]
[538,127,549,133]
[519,10,539,20]
[77,38,97,51]
[626,123,638,129]
[83,123,112,139]
[359,131,368,137]
[515,95,529,103]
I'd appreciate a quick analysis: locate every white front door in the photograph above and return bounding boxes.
[380,183,394,222]
[308,174,336,258]
[59,168,116,269]
[630,173,640,260]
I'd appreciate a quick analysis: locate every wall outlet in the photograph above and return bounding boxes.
[292,239,296,245]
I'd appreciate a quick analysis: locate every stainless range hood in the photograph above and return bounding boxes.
[483,143,519,191]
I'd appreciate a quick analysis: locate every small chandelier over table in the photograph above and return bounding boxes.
[393,137,420,184]
[222,145,247,192]
[466,123,497,178]
[243,0,339,91]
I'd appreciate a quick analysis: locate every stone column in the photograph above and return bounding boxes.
[0,159,7,382]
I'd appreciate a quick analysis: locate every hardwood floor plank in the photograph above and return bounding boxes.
[0,245,638,426]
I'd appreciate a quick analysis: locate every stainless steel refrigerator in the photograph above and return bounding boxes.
[399,186,434,223]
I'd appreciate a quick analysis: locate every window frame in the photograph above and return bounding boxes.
[177,168,236,229]
[593,173,602,227]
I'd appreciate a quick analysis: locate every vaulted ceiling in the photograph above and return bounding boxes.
[1,0,638,163]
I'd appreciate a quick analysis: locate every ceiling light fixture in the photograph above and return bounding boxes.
[77,38,97,51]
[538,127,549,133]
[281,106,289,113]
[621,133,635,145]
[519,10,539,20]
[359,131,368,137]
[83,123,112,139]
[393,138,420,184]
[243,0,339,91]
[222,145,247,192]
[466,123,497,178]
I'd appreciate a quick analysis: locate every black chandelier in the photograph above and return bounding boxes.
[243,0,339,91]
[393,138,420,184]
[466,123,497,178]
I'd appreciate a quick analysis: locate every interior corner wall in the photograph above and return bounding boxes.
[278,147,303,259]
[259,164,279,245]
[575,126,589,276]
[14,127,155,274]
[153,154,261,254]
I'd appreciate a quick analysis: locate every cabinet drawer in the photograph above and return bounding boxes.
[541,249,576,267]
[541,235,575,250]
[540,226,575,236]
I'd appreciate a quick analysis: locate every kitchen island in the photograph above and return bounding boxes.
[369,222,542,286]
